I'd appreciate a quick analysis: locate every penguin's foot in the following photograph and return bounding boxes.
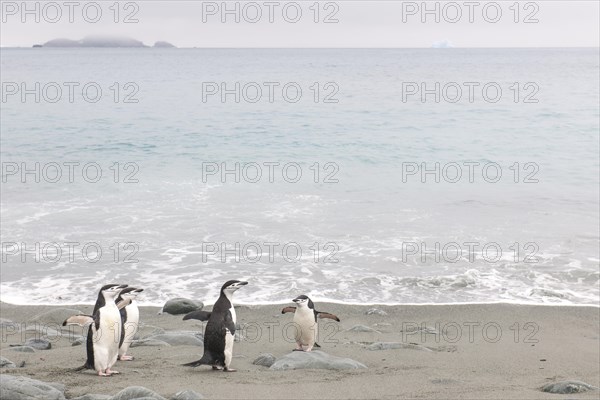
[119,355,134,361]
[106,369,120,375]
[223,367,236,372]
[305,346,314,352]
[97,371,110,377]
[212,365,223,371]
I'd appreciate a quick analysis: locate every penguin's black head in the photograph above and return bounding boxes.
[100,284,127,293]
[293,295,314,309]
[117,287,143,302]
[100,284,127,299]
[221,280,248,295]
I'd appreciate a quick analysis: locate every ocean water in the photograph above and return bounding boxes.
[1,48,598,306]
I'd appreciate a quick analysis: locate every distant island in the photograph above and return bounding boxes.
[34,35,176,48]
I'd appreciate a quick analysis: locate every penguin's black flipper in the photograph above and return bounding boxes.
[224,310,236,335]
[62,314,95,327]
[281,306,296,314]
[316,312,340,322]
[183,310,212,321]
[119,307,127,347]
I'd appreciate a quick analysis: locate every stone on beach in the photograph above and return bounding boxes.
[171,390,204,400]
[131,339,172,348]
[366,342,433,351]
[0,356,17,368]
[10,346,36,353]
[71,395,111,400]
[252,353,276,367]
[111,386,166,400]
[134,324,166,340]
[24,326,62,338]
[0,318,17,328]
[31,308,84,325]
[365,308,388,316]
[269,350,367,370]
[145,332,203,346]
[24,338,52,350]
[161,299,204,315]
[71,336,86,346]
[346,325,380,333]
[0,375,66,400]
[540,380,598,394]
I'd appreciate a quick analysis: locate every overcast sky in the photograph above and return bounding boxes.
[1,1,599,48]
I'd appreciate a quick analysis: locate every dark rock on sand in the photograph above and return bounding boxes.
[366,342,433,352]
[47,382,66,394]
[111,386,166,400]
[399,325,438,335]
[131,339,171,348]
[430,378,460,384]
[171,390,204,400]
[253,353,276,367]
[71,337,86,346]
[0,357,17,368]
[134,324,166,340]
[0,318,17,328]
[10,346,36,353]
[346,325,380,333]
[24,338,52,350]
[31,308,83,325]
[270,350,367,370]
[145,333,203,346]
[541,380,598,394]
[161,299,203,315]
[0,375,66,400]
[71,394,111,400]
[365,308,388,316]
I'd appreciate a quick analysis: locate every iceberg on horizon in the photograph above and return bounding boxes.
[431,40,454,49]
[39,35,176,48]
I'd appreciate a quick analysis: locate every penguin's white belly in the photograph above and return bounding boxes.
[224,307,236,368]
[229,306,237,324]
[120,305,139,354]
[224,330,234,368]
[294,310,317,346]
[94,305,121,371]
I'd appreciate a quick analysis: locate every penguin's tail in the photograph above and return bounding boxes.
[182,353,213,367]
[72,364,88,372]
[182,359,204,367]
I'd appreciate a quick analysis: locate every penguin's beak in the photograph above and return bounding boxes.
[239,281,248,286]
[292,298,299,303]
[117,284,128,289]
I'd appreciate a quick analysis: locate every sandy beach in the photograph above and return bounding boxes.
[1,301,598,399]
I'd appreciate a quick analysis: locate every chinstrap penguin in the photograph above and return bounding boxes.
[182,280,248,372]
[63,284,128,376]
[116,287,144,361]
[281,294,340,352]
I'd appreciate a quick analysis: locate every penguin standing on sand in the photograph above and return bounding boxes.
[182,280,248,372]
[63,284,128,376]
[281,295,340,352]
[116,287,144,361]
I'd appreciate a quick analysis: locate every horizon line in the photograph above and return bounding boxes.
[2,46,599,49]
